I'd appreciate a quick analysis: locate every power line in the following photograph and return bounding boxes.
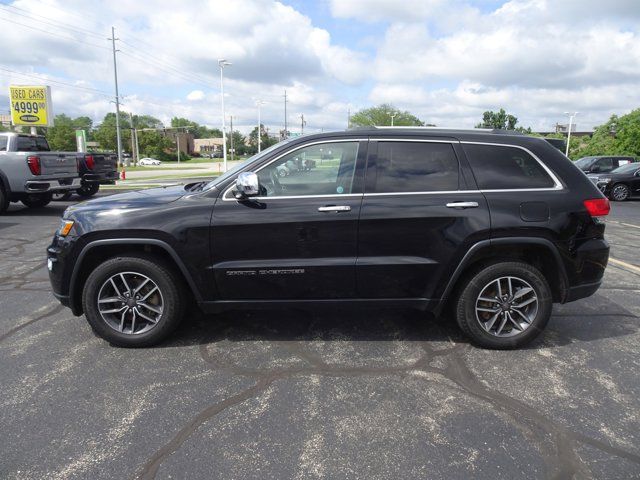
[0,66,114,97]
[0,15,110,51]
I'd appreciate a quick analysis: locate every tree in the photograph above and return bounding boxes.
[476,108,519,130]
[350,104,424,127]
[170,117,222,138]
[230,130,248,155]
[137,130,173,160]
[46,114,77,151]
[247,125,278,154]
[94,112,131,152]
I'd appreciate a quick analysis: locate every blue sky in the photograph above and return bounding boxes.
[1,0,639,134]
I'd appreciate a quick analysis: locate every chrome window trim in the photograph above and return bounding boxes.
[363,190,478,197]
[460,141,564,191]
[222,138,366,201]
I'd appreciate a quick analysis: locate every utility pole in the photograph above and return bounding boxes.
[256,100,266,152]
[109,26,123,167]
[218,59,231,172]
[229,115,234,162]
[128,112,139,165]
[283,89,288,139]
[564,111,579,157]
[347,107,351,129]
[300,113,305,135]
[176,133,181,164]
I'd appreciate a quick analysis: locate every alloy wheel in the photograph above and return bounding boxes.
[475,276,538,337]
[612,184,629,201]
[97,271,164,335]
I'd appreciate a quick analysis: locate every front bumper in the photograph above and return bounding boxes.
[25,177,82,193]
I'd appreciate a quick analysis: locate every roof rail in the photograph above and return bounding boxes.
[373,126,493,132]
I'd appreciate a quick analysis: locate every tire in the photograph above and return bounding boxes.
[21,192,52,208]
[82,255,185,347]
[455,262,552,349]
[52,191,73,201]
[0,185,9,214]
[610,183,630,202]
[77,183,100,198]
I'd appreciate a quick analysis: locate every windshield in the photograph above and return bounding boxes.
[611,162,639,174]
[574,157,594,168]
[204,139,292,190]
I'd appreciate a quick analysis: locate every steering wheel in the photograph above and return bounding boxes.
[268,169,283,195]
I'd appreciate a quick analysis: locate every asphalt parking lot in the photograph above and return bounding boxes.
[1,193,639,479]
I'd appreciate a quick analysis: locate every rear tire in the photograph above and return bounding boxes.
[455,262,552,349]
[82,255,185,347]
[21,192,52,208]
[77,183,99,198]
[0,186,9,214]
[610,183,630,201]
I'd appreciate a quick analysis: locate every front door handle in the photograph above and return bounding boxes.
[318,205,351,212]
[446,201,479,209]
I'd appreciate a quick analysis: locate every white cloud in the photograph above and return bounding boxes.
[186,90,205,101]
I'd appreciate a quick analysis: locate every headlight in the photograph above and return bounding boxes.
[57,220,75,237]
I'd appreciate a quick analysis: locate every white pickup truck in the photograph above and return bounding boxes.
[0,132,82,214]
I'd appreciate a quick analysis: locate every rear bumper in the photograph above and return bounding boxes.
[82,171,118,184]
[25,177,82,193]
[565,280,602,302]
[563,237,609,303]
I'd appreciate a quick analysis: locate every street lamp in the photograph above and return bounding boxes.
[391,112,397,126]
[256,99,266,152]
[218,59,231,171]
[564,111,578,157]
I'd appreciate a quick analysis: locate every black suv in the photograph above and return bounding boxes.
[48,128,610,349]
[575,155,635,174]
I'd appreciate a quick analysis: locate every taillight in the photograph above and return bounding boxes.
[27,156,41,175]
[583,198,610,217]
[85,155,95,170]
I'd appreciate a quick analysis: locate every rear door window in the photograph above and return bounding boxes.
[594,158,614,172]
[463,144,556,190]
[369,141,459,193]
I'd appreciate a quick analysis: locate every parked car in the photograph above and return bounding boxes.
[48,128,610,349]
[0,133,81,213]
[138,157,161,166]
[53,153,118,201]
[588,162,640,201]
[574,156,635,174]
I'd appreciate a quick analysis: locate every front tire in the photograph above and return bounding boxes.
[610,183,630,201]
[77,183,100,198]
[21,192,52,208]
[455,262,552,349]
[82,255,185,347]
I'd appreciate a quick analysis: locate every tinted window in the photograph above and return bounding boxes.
[464,144,555,190]
[257,141,359,197]
[575,157,595,169]
[16,136,50,152]
[611,162,640,174]
[0,136,7,151]
[370,142,459,193]
[594,158,613,172]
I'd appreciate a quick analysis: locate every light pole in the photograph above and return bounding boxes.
[256,100,266,152]
[391,112,397,126]
[218,59,231,171]
[564,111,578,157]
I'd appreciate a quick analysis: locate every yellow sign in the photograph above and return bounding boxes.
[9,85,53,127]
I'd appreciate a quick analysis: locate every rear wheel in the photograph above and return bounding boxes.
[455,262,552,349]
[21,192,52,208]
[610,183,630,201]
[77,183,100,198]
[82,255,185,347]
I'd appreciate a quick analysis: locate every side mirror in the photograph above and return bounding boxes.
[234,172,260,199]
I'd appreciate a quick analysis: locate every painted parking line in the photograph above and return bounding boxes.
[609,220,640,230]
[609,257,640,275]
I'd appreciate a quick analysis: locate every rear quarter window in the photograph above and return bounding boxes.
[463,144,556,190]
[0,136,7,151]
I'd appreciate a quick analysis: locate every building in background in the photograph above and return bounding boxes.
[0,114,12,128]
[193,137,224,155]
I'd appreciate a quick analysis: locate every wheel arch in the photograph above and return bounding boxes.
[69,238,202,315]
[436,237,569,316]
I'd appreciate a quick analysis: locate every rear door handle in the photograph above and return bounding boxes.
[446,201,479,209]
[318,205,351,212]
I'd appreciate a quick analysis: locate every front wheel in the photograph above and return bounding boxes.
[21,193,52,208]
[82,255,185,347]
[455,262,552,349]
[77,183,100,198]
[610,183,630,201]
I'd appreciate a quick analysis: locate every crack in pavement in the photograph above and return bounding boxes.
[133,319,640,479]
[0,302,63,343]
